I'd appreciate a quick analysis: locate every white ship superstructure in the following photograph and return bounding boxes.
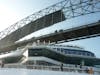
[0,44,100,75]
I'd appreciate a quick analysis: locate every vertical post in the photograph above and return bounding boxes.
[81,60,85,66]
[80,60,85,68]
[34,60,37,65]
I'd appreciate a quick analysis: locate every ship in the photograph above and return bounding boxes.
[0,0,100,74]
[0,43,100,75]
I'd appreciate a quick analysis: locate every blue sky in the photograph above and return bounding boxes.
[0,0,100,58]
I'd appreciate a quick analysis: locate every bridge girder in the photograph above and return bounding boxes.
[0,22,100,52]
[0,0,100,49]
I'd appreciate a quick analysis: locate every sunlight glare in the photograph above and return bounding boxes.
[0,4,18,31]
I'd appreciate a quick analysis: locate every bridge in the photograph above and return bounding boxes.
[36,21,100,43]
[0,0,100,52]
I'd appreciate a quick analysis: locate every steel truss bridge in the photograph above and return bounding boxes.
[0,0,100,51]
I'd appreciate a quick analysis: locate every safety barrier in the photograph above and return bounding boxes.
[2,64,100,74]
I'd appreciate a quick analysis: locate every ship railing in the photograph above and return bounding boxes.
[3,64,100,74]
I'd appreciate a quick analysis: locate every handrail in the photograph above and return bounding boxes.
[3,64,100,74]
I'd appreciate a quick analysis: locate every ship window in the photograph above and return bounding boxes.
[91,54,94,57]
[86,53,90,56]
[75,52,77,54]
[82,52,86,55]
[77,52,81,55]
[72,51,76,54]
[28,49,42,56]
[65,50,68,54]
[68,51,70,54]
[89,54,92,56]
[87,53,91,56]
[68,51,72,54]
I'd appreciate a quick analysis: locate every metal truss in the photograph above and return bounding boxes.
[0,0,100,40]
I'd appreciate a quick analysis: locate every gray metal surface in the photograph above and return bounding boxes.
[0,0,99,49]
